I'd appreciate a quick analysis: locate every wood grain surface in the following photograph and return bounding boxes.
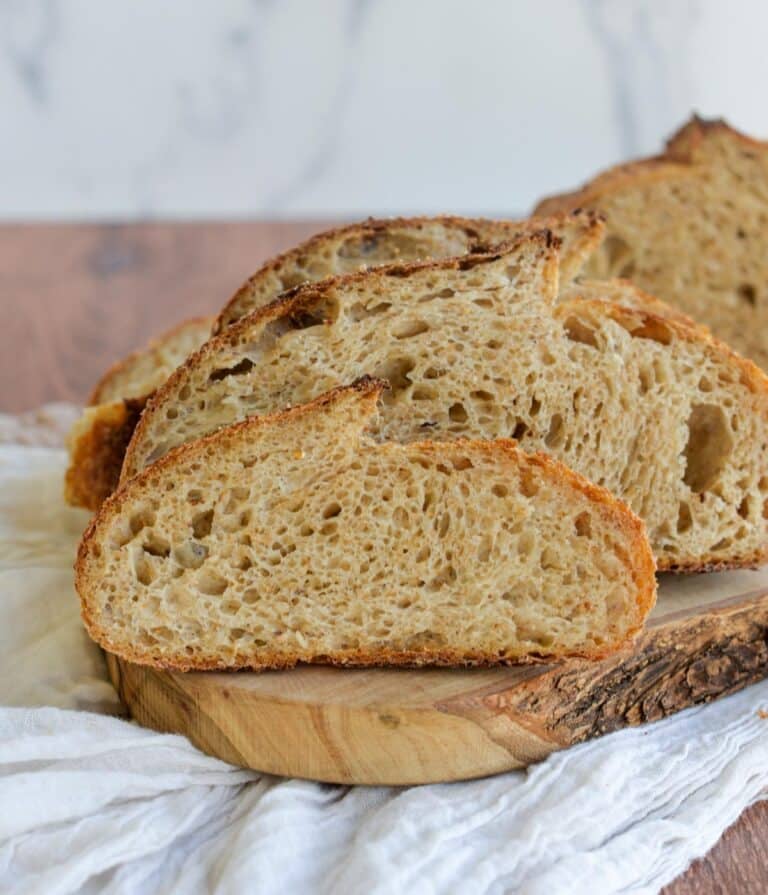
[1,221,765,892]
[106,568,768,785]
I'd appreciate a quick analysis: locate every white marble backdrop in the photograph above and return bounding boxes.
[1,0,767,219]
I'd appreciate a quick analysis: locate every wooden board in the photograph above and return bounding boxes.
[107,567,768,785]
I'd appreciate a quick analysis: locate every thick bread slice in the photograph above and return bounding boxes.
[213,212,605,332]
[534,116,768,368]
[123,232,768,571]
[90,317,214,404]
[76,379,656,671]
[64,399,146,511]
[64,215,601,512]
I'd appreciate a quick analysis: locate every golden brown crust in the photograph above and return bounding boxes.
[123,231,560,480]
[533,116,766,216]
[89,316,214,405]
[212,212,603,333]
[64,398,146,511]
[77,379,656,672]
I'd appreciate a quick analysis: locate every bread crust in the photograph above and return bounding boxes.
[64,398,146,512]
[77,379,656,672]
[213,212,604,333]
[534,116,765,216]
[89,316,214,405]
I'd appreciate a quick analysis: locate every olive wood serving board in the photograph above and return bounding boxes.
[107,567,768,785]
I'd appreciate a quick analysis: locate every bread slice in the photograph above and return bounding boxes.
[90,317,214,404]
[123,231,768,571]
[76,379,656,671]
[534,116,768,368]
[213,212,605,332]
[64,215,602,512]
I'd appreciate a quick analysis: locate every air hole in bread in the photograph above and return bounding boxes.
[290,300,337,329]
[322,502,342,519]
[677,501,693,534]
[470,389,493,402]
[473,297,494,309]
[738,283,757,307]
[451,455,474,471]
[683,404,734,493]
[130,508,156,536]
[174,540,208,569]
[392,319,429,339]
[142,534,170,558]
[492,483,509,498]
[545,414,565,448]
[187,489,203,505]
[738,496,751,519]
[192,509,214,539]
[131,552,155,586]
[449,402,468,423]
[424,366,446,380]
[347,300,392,321]
[198,571,228,596]
[564,316,599,348]
[512,420,528,440]
[208,358,255,383]
[412,386,436,401]
[378,357,414,394]
[574,512,592,538]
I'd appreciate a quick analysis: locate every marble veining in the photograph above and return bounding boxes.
[0,0,765,218]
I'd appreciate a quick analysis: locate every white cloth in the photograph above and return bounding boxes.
[1,442,767,895]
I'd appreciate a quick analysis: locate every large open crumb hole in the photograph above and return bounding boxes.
[677,501,693,533]
[563,316,599,349]
[208,358,255,383]
[544,414,565,448]
[574,512,592,538]
[378,357,414,394]
[683,404,733,493]
[198,571,228,596]
[192,509,214,539]
[738,283,757,307]
[449,402,468,423]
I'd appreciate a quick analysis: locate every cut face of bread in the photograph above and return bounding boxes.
[76,380,656,671]
[124,232,768,571]
[213,212,605,332]
[64,216,601,513]
[534,116,768,369]
[90,317,214,404]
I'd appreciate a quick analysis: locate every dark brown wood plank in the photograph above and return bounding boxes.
[0,220,764,891]
[0,221,333,411]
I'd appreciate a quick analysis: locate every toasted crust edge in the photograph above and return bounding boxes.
[533,116,767,216]
[212,212,603,333]
[89,316,215,405]
[77,379,656,672]
[64,398,147,512]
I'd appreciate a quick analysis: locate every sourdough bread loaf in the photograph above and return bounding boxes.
[535,116,768,368]
[76,379,656,671]
[122,232,768,571]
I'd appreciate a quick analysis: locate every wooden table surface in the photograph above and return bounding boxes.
[1,220,766,892]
